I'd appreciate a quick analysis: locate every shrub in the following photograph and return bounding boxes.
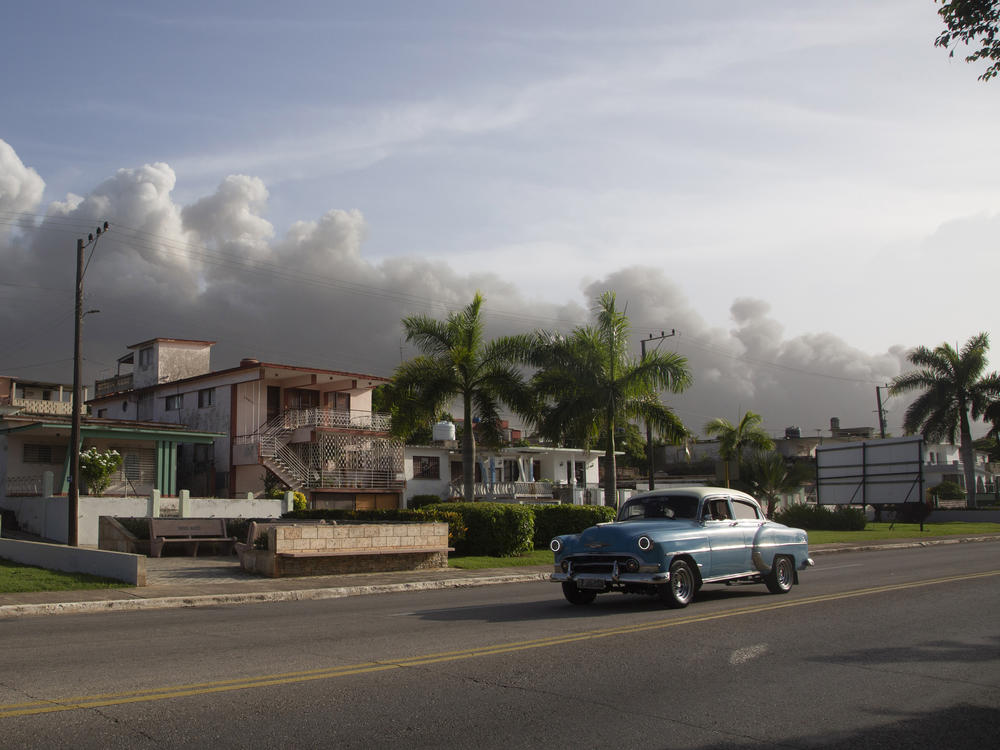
[408,494,442,510]
[932,481,965,501]
[426,502,534,557]
[773,503,866,531]
[531,504,616,548]
[283,508,466,550]
[79,447,122,496]
[292,492,307,511]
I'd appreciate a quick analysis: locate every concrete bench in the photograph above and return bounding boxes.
[149,518,237,558]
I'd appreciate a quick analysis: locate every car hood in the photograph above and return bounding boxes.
[576,519,700,547]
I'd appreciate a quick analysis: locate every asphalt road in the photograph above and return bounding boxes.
[1,543,998,749]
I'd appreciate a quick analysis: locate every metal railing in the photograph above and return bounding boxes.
[448,481,554,501]
[5,475,44,497]
[95,373,133,397]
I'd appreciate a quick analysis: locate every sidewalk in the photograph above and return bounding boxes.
[2,534,999,618]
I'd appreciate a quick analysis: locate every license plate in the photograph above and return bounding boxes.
[577,578,606,590]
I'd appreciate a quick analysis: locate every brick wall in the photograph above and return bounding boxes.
[271,522,448,553]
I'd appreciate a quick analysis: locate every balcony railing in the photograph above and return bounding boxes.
[10,397,83,416]
[267,407,393,434]
[95,373,134,397]
[448,481,555,501]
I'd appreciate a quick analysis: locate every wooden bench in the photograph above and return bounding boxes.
[148,518,237,558]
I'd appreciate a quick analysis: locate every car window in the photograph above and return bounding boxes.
[618,495,698,521]
[702,498,731,521]
[732,499,761,520]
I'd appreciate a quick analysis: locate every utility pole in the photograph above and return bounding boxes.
[875,385,889,439]
[68,222,108,546]
[641,329,676,491]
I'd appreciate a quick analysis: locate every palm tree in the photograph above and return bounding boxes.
[392,293,532,502]
[703,411,775,488]
[890,333,1000,508]
[741,449,802,517]
[528,291,692,508]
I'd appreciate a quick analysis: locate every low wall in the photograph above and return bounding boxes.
[1,491,288,546]
[931,509,1000,523]
[240,522,450,577]
[0,538,145,586]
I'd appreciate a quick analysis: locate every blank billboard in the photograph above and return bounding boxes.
[816,436,924,505]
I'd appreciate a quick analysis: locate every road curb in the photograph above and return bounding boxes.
[0,572,551,619]
[810,534,1000,555]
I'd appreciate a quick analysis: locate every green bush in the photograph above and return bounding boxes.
[773,503,866,531]
[408,494,442,510]
[283,508,466,550]
[530,504,616,548]
[79,447,122,496]
[426,502,534,557]
[932,481,965,501]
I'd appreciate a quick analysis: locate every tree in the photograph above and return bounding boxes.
[741,449,806,518]
[79,447,122,496]
[935,0,1000,82]
[392,293,532,502]
[528,291,691,507]
[703,411,775,488]
[890,333,1000,508]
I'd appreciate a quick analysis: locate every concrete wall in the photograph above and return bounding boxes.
[0,538,145,585]
[1,491,286,546]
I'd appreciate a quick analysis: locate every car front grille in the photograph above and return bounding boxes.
[566,555,636,575]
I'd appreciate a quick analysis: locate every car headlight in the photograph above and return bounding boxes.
[550,538,562,553]
[637,535,652,551]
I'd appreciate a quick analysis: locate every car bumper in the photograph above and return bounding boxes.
[551,569,669,586]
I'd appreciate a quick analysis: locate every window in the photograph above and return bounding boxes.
[165,394,183,411]
[503,459,520,482]
[138,347,153,368]
[412,456,440,479]
[732,499,761,520]
[198,388,215,408]
[97,408,108,418]
[23,444,67,464]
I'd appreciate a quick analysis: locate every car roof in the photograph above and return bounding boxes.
[627,486,757,503]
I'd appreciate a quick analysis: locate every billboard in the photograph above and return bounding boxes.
[816,436,924,505]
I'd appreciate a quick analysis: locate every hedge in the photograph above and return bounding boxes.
[530,504,616,548]
[773,504,866,531]
[427,502,534,557]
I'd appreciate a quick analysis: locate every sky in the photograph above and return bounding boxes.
[1,1,997,440]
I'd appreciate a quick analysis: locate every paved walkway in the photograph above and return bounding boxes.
[2,534,999,618]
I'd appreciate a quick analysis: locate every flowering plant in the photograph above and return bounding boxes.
[79,447,122,496]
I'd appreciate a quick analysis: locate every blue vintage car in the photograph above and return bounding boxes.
[550,486,813,608]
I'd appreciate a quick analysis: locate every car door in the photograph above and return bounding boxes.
[731,497,765,573]
[701,496,749,577]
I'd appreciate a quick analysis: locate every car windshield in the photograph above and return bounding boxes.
[617,495,699,522]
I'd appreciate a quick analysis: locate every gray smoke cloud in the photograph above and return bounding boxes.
[0,140,911,438]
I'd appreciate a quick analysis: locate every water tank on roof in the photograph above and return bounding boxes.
[433,421,456,442]
[785,426,801,439]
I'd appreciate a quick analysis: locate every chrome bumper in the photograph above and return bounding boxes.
[551,558,668,586]
[800,557,815,570]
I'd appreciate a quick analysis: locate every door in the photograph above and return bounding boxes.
[701,497,751,577]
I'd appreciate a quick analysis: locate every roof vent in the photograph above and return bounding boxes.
[240,358,261,368]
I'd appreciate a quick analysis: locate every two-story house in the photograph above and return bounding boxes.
[89,339,404,509]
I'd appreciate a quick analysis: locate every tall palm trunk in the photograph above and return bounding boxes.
[463,395,476,502]
[959,411,977,509]
[604,407,617,509]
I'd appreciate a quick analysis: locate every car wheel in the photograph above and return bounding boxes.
[562,581,597,605]
[660,559,695,609]
[764,555,794,594]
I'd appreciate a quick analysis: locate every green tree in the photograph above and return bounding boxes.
[741,449,805,517]
[935,0,1000,82]
[890,333,1000,508]
[392,293,532,502]
[79,447,122,496]
[528,291,691,507]
[703,411,775,488]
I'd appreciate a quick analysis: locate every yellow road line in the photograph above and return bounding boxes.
[2,570,996,718]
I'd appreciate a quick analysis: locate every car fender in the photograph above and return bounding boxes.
[751,523,808,573]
